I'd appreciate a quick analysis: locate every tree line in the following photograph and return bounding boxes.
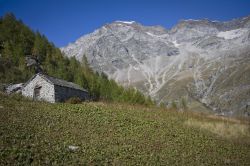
[0,13,154,106]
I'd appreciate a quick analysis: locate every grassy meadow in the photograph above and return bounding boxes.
[0,93,250,165]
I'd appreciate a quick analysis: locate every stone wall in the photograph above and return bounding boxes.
[22,75,55,103]
[54,85,89,102]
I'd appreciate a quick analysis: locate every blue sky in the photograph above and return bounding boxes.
[1,0,250,47]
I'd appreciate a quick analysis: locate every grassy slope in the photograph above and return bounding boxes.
[0,93,250,165]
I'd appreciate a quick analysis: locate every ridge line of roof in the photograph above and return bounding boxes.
[24,73,88,92]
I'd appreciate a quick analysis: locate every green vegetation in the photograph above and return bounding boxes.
[0,93,250,165]
[65,97,82,104]
[171,100,177,109]
[0,13,153,105]
[181,97,188,110]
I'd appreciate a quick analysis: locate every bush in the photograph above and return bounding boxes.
[160,102,166,109]
[181,97,188,110]
[0,84,7,92]
[65,97,82,104]
[171,100,177,110]
[9,93,28,101]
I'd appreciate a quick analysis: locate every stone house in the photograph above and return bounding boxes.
[22,73,89,103]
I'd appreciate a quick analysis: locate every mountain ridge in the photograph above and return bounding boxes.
[61,15,250,116]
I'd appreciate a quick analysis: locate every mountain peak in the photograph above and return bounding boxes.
[61,15,250,117]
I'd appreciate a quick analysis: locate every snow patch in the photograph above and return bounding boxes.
[116,21,135,24]
[184,19,201,22]
[172,40,180,47]
[217,28,247,40]
[242,16,249,20]
[146,32,157,37]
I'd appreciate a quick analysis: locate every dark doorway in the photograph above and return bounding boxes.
[34,85,42,100]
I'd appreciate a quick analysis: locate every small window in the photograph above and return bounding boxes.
[33,85,42,100]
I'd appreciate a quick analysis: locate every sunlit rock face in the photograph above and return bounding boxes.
[61,16,250,117]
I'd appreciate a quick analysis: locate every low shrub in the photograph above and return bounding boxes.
[171,100,177,110]
[65,97,82,104]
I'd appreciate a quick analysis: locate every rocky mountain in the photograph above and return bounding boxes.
[61,16,250,117]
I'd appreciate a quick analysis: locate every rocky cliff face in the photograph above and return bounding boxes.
[61,16,250,117]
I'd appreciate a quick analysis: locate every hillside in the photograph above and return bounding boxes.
[0,93,250,165]
[61,16,250,116]
[0,13,153,105]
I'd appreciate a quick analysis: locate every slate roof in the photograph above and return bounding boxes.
[25,73,88,92]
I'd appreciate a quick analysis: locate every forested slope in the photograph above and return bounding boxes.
[0,13,153,105]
